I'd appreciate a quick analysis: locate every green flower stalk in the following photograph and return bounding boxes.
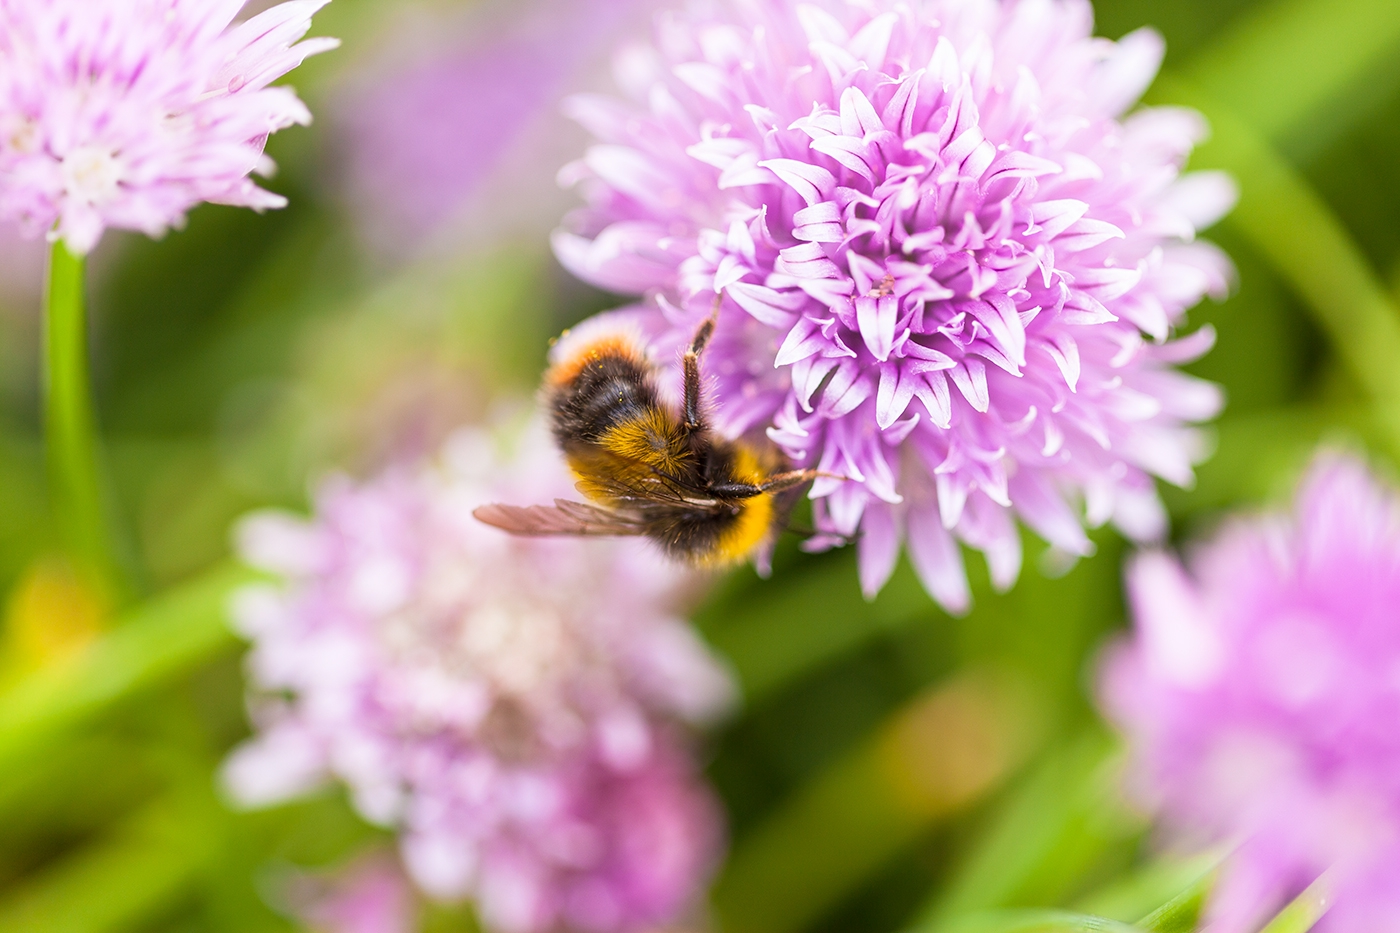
[42,243,115,590]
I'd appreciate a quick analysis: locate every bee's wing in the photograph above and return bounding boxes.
[473,500,647,537]
[575,471,718,507]
[547,498,640,527]
[565,443,723,505]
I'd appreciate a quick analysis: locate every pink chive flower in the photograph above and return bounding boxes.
[1100,453,1400,933]
[0,0,338,254]
[222,420,732,933]
[553,0,1233,610]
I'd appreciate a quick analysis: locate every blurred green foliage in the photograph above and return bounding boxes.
[1,0,1397,929]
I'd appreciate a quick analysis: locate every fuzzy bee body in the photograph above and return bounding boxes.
[475,321,818,566]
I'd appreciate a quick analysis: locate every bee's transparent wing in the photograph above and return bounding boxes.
[575,469,723,507]
[473,499,647,537]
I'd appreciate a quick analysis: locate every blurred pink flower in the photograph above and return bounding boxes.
[1101,453,1400,933]
[334,0,653,259]
[293,854,419,933]
[223,419,732,933]
[0,0,337,253]
[554,0,1233,610]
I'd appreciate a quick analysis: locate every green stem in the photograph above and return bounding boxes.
[43,241,114,590]
[1257,874,1332,933]
[0,562,254,773]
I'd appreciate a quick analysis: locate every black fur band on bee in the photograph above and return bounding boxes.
[473,314,832,566]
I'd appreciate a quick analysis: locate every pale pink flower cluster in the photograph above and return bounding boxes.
[555,0,1233,609]
[1102,454,1400,933]
[0,0,336,252]
[223,421,732,933]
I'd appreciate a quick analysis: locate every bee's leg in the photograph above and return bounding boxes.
[682,306,719,431]
[758,469,828,494]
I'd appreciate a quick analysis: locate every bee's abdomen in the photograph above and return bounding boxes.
[648,493,774,566]
[548,344,660,443]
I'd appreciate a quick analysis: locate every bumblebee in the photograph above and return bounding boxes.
[474,315,821,565]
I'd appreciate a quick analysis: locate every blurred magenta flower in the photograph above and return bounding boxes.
[223,419,732,933]
[0,0,337,253]
[554,0,1233,609]
[1101,453,1400,933]
[335,0,652,259]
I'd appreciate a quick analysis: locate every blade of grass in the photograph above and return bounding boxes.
[711,670,1040,933]
[1154,75,1400,448]
[923,909,1144,933]
[919,733,1136,928]
[0,794,218,933]
[1132,864,1218,933]
[1257,876,1332,933]
[0,562,255,772]
[0,736,167,887]
[1182,0,1400,145]
[1073,851,1222,927]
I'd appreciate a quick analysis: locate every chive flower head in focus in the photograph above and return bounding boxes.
[1102,453,1400,932]
[223,420,732,933]
[554,0,1234,610]
[0,0,337,253]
